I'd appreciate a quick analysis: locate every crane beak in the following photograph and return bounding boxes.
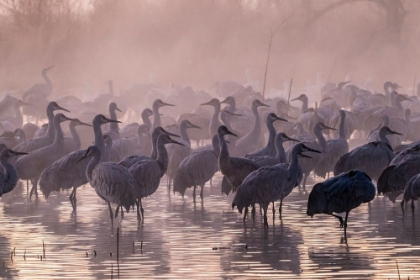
[57,105,70,113]
[226,130,238,137]
[200,100,213,106]
[301,144,321,153]
[225,110,242,117]
[169,138,185,146]
[290,97,300,101]
[10,150,27,156]
[106,118,121,123]
[189,123,201,129]
[77,150,90,163]
[161,128,180,138]
[116,106,122,113]
[76,120,93,127]
[299,153,312,159]
[273,115,288,122]
[260,102,270,107]
[161,101,175,107]
[220,98,229,104]
[284,135,299,142]
[321,124,337,131]
[388,129,402,136]
[44,65,55,71]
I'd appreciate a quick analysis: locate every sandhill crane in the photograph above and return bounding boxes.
[286,122,336,190]
[14,102,69,153]
[22,66,54,100]
[21,123,39,141]
[78,145,136,224]
[104,102,122,140]
[173,135,220,201]
[16,113,75,198]
[307,170,375,238]
[377,144,420,203]
[0,129,26,149]
[0,149,27,196]
[62,119,92,154]
[291,94,330,135]
[22,66,54,124]
[315,110,349,178]
[250,133,299,167]
[103,135,120,163]
[118,126,179,169]
[218,125,261,194]
[167,120,201,191]
[334,126,401,180]
[129,134,184,220]
[232,143,320,227]
[245,113,287,158]
[119,108,153,138]
[151,99,174,130]
[200,98,222,138]
[112,124,150,159]
[0,100,28,130]
[401,173,420,216]
[39,114,120,209]
[233,99,270,157]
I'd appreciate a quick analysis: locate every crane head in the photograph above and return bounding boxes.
[185,120,201,130]
[200,98,220,107]
[50,101,70,113]
[268,113,287,123]
[253,99,269,108]
[157,126,180,138]
[291,94,306,102]
[155,99,174,108]
[218,125,237,137]
[3,149,27,159]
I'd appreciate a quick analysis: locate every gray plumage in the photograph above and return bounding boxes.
[79,145,136,224]
[62,119,92,154]
[245,113,287,158]
[307,170,375,238]
[0,149,27,196]
[16,113,74,198]
[233,99,270,157]
[377,144,420,203]
[118,126,179,169]
[166,120,201,190]
[173,135,220,200]
[401,174,420,216]
[129,134,183,220]
[15,101,70,153]
[233,143,319,227]
[39,114,120,208]
[104,102,121,140]
[315,110,349,178]
[218,126,261,195]
[200,98,222,138]
[151,99,174,131]
[334,126,400,180]
[112,124,150,159]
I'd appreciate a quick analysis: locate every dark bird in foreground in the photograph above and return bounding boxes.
[0,149,27,196]
[307,170,375,238]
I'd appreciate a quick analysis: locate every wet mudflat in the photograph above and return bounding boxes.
[0,173,419,279]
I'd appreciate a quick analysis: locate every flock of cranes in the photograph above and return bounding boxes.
[0,67,419,240]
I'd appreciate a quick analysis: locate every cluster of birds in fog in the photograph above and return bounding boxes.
[1,66,420,239]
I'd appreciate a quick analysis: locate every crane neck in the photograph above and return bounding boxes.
[211,135,220,158]
[152,104,161,131]
[265,118,277,153]
[338,113,346,139]
[179,123,191,147]
[156,139,170,177]
[218,133,230,165]
[275,139,286,163]
[248,103,262,139]
[93,121,106,161]
[288,147,302,181]
[42,70,52,91]
[209,103,221,137]
[51,118,65,149]
[13,103,23,127]
[45,108,56,142]
[300,96,308,112]
[314,126,328,152]
[69,123,81,150]
[86,149,101,182]
[378,130,391,146]
[150,131,160,160]
[141,111,152,131]
[109,107,119,134]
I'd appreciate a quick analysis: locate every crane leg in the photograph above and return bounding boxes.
[107,201,114,224]
[412,199,415,215]
[332,214,344,228]
[139,198,144,220]
[343,211,349,238]
[29,178,39,199]
[121,206,124,219]
[279,199,283,220]
[243,207,248,222]
[193,186,196,202]
[302,174,307,192]
[251,205,256,221]
[272,202,275,215]
[262,203,269,228]
[114,206,119,218]
[135,199,141,220]
[200,185,204,201]
[401,200,405,217]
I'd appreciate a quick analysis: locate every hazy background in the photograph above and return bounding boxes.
[0,0,418,96]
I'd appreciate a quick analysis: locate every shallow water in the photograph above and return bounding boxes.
[0,171,419,279]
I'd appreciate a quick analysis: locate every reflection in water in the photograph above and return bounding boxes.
[0,172,419,278]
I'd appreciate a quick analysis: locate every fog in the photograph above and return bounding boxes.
[0,0,419,96]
